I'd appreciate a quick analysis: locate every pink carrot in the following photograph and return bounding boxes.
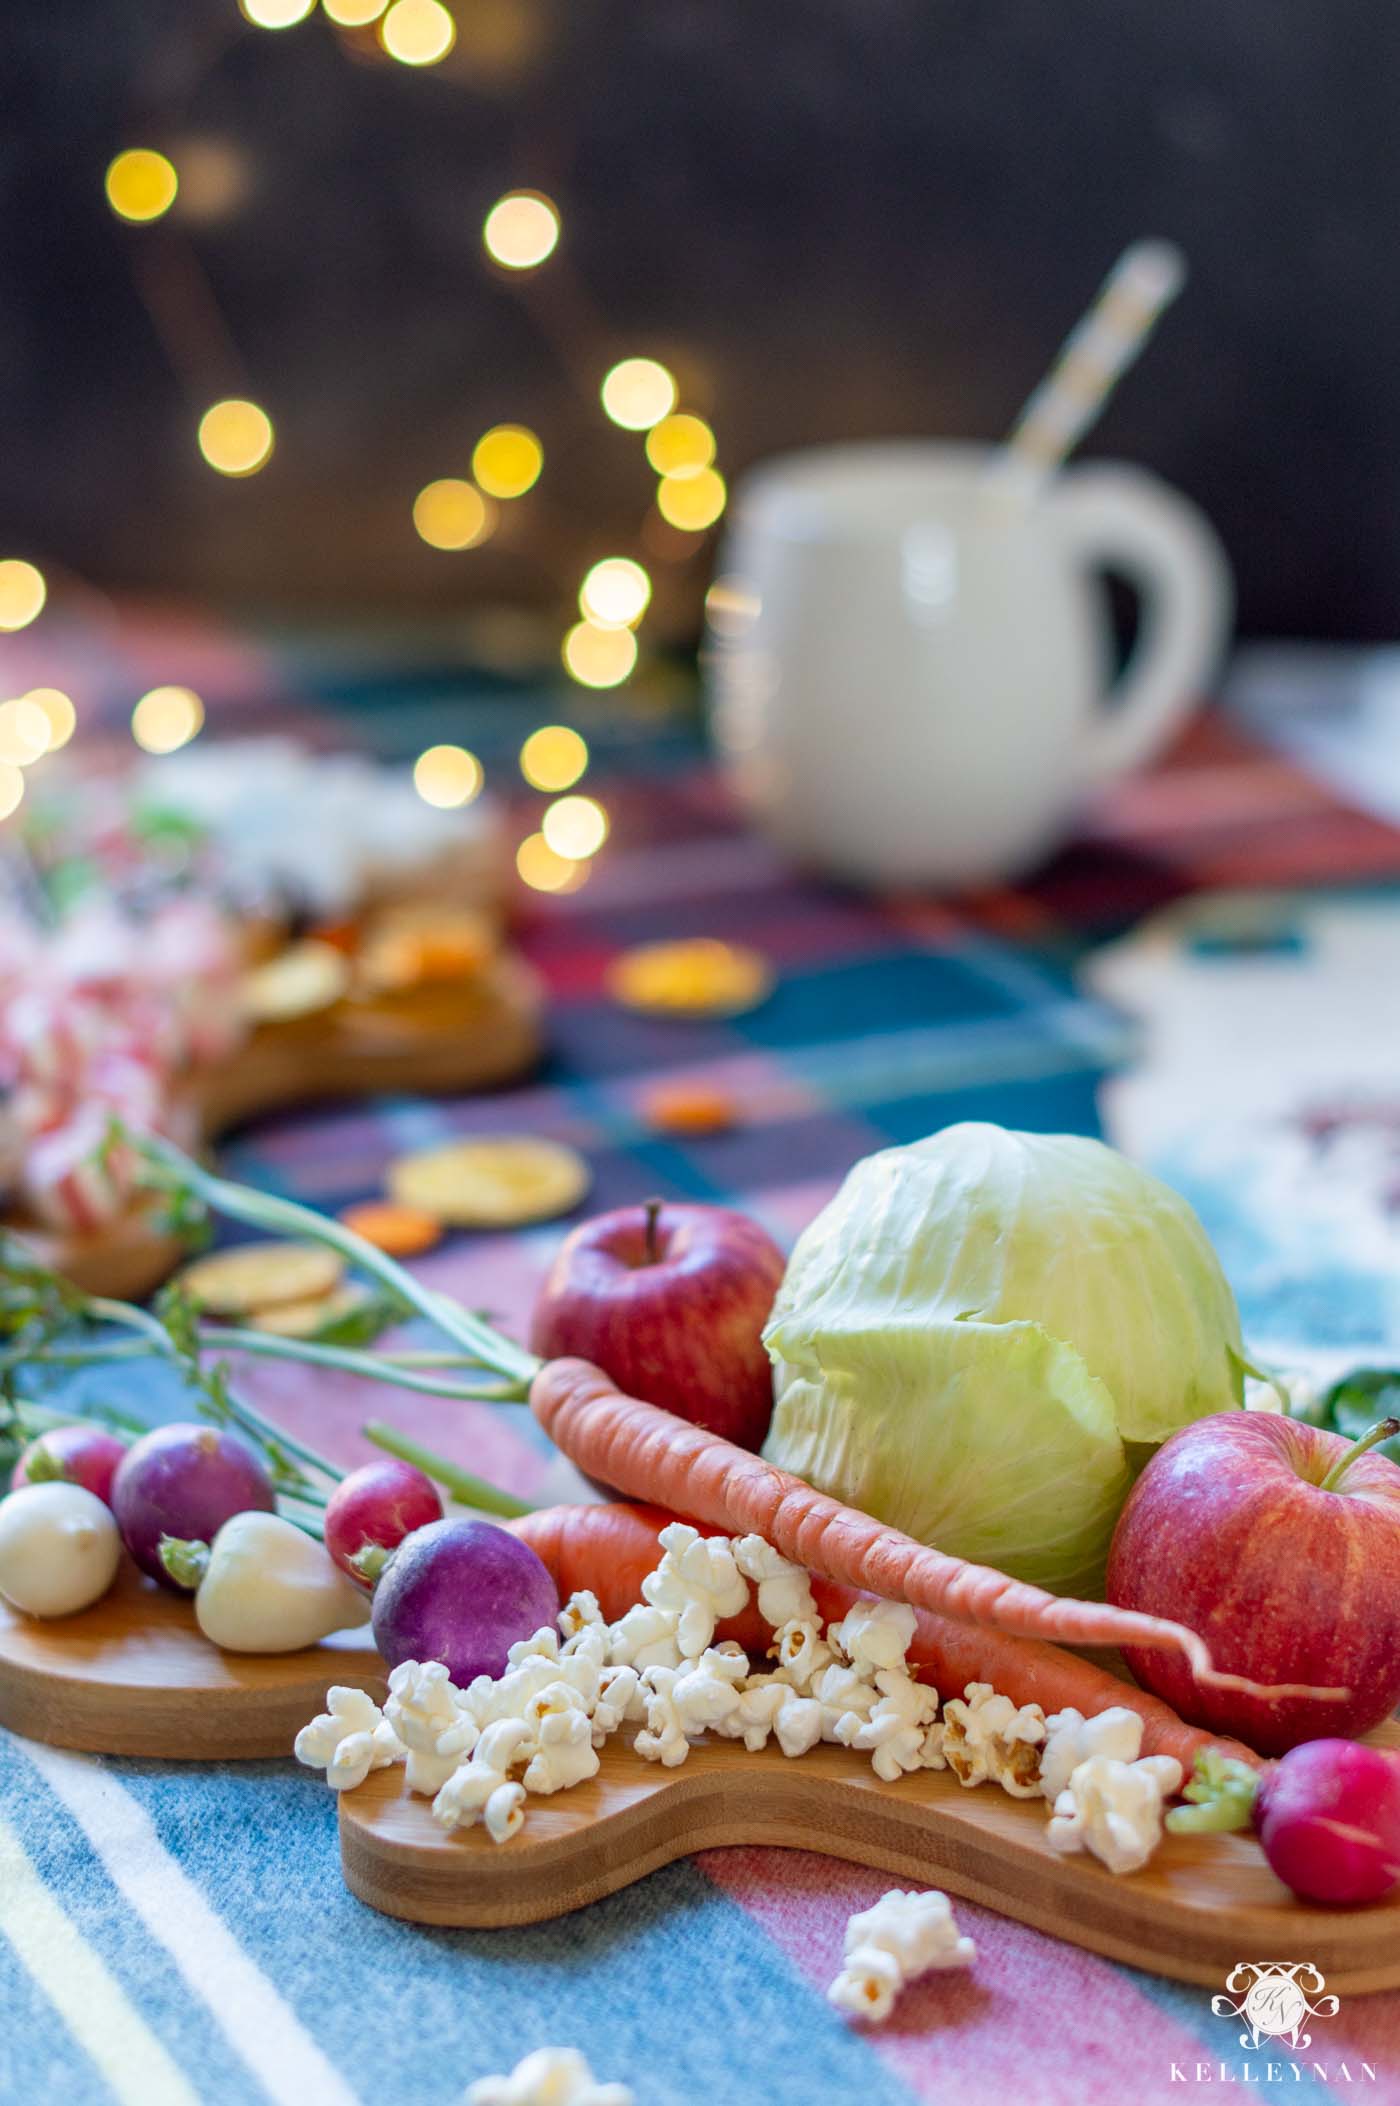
[529,1358,1346,1707]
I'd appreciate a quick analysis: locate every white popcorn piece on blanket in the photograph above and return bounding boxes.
[1046,1754,1184,1875]
[941,1682,1047,1795]
[293,1687,403,1791]
[466,2046,634,2106]
[828,1888,975,2024]
[846,1888,977,1977]
[828,1599,917,1675]
[640,1523,749,1659]
[733,1535,817,1629]
[1038,1706,1143,1803]
[827,1945,903,2023]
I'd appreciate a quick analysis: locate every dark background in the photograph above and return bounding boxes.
[5,0,1399,642]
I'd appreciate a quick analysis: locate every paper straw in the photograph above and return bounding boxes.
[991,239,1187,499]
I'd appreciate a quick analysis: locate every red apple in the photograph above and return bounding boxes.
[529,1198,786,1450]
[1106,1411,1400,1754]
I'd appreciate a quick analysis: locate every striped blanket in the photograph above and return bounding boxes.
[8,629,1400,2102]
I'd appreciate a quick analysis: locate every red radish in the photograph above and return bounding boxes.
[325,1460,443,1588]
[1256,1740,1400,1905]
[112,1423,276,1591]
[530,1200,785,1450]
[371,1517,558,1685]
[14,1425,126,1507]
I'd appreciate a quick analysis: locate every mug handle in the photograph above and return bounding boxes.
[1048,463,1234,785]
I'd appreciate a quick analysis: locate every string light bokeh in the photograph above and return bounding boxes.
[1,0,742,908]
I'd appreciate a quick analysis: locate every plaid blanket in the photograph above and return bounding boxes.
[8,621,1400,2104]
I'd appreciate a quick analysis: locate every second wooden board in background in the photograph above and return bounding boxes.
[340,1721,1400,1994]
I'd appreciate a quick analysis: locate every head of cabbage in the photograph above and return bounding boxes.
[761,1123,1247,1597]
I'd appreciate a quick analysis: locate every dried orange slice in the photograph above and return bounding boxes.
[177,1242,344,1316]
[337,1199,444,1257]
[607,938,772,1018]
[243,940,350,1023]
[387,1135,590,1227]
[249,1283,369,1338]
[643,1081,739,1135]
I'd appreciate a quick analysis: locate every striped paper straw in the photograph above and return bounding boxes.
[992,239,1187,498]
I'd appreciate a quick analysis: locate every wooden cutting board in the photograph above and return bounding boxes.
[3,950,544,1299]
[338,1721,1400,1994]
[0,1559,384,1759]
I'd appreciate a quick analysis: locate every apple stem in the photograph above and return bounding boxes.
[1319,1415,1400,1493]
[642,1196,663,1266]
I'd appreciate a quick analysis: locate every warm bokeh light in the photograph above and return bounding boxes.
[579,557,651,629]
[0,561,47,633]
[0,764,24,823]
[413,743,483,808]
[600,358,677,431]
[380,0,456,64]
[471,424,542,498]
[132,686,205,755]
[542,794,609,861]
[240,0,316,25]
[198,398,274,477]
[520,724,588,793]
[322,0,387,21]
[483,191,560,270]
[561,620,637,689]
[516,831,587,894]
[645,412,715,479]
[0,698,52,766]
[657,466,727,532]
[705,576,762,638]
[105,149,179,224]
[24,688,77,752]
[412,479,494,550]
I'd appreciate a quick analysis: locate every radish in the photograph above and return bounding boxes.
[112,1423,276,1591]
[325,1460,443,1589]
[14,1425,126,1507]
[371,1518,558,1685]
[179,1512,372,1653]
[0,1483,122,1618]
[1256,1739,1400,1905]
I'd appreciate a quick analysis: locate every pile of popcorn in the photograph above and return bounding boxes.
[0,895,243,1231]
[296,1522,1185,1883]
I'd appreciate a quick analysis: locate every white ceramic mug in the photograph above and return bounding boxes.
[705,441,1232,886]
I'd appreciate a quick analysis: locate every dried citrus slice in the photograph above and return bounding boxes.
[606,938,773,1018]
[243,940,350,1024]
[177,1241,345,1316]
[337,1199,443,1257]
[643,1081,739,1135]
[357,906,495,993]
[387,1136,590,1228]
[249,1283,369,1339]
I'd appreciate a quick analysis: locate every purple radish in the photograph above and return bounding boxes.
[14,1425,126,1507]
[1256,1739,1400,1905]
[371,1517,558,1684]
[112,1423,276,1591]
